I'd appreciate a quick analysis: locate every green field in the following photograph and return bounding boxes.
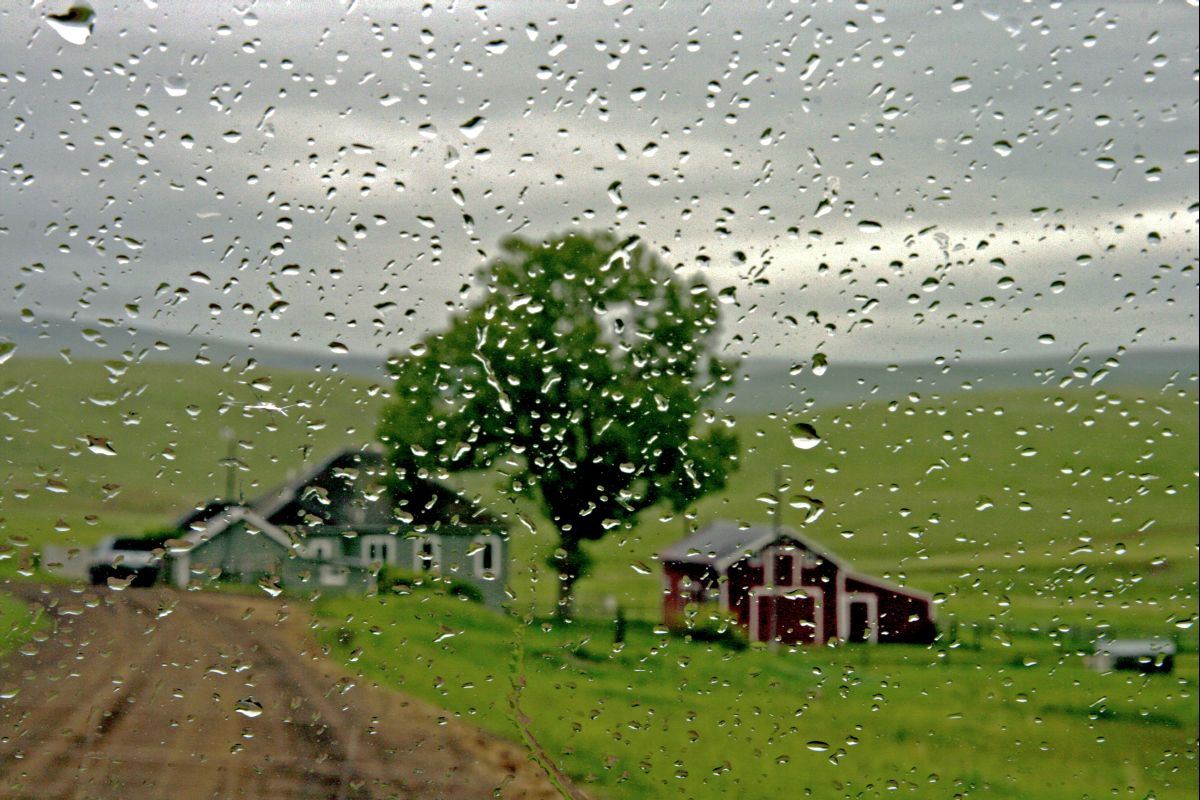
[0,592,44,659]
[0,357,387,572]
[316,588,1198,800]
[1,356,1196,636]
[1,356,1197,797]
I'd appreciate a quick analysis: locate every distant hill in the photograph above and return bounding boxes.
[0,313,390,379]
[4,313,1196,412]
[733,349,1199,412]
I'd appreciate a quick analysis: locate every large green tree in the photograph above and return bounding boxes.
[378,232,738,616]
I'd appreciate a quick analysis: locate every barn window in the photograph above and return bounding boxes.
[773,552,794,586]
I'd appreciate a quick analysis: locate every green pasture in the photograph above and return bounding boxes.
[0,592,44,659]
[2,355,1196,797]
[1,357,1196,641]
[316,588,1198,800]
[0,357,386,571]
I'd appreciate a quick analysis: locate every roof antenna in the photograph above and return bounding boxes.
[221,427,237,502]
[773,466,782,535]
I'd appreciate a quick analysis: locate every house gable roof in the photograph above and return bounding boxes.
[181,506,296,552]
[247,446,500,530]
[178,506,369,570]
[659,521,845,572]
[173,498,237,532]
[660,520,932,601]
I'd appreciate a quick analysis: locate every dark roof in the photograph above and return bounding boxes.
[658,521,781,567]
[661,519,934,603]
[659,520,848,571]
[173,499,237,532]
[246,446,500,531]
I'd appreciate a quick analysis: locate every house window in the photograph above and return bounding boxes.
[412,535,441,573]
[304,539,336,560]
[319,565,349,587]
[471,534,501,579]
[361,535,396,566]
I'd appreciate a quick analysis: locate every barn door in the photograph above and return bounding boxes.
[752,591,821,645]
[775,594,818,645]
[842,596,878,643]
[848,601,872,642]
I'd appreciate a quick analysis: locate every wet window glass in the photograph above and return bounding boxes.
[1,2,1196,799]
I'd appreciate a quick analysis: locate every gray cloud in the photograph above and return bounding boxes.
[1,0,1195,366]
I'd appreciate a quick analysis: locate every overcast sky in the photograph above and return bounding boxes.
[1,0,1196,368]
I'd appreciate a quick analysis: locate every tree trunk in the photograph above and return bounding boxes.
[552,538,585,620]
[555,568,579,620]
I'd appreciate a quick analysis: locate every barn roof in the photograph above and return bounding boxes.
[659,521,842,571]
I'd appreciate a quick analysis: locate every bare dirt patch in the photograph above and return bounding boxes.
[0,583,566,800]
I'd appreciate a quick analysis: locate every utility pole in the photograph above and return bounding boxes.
[221,427,236,501]
[773,466,782,534]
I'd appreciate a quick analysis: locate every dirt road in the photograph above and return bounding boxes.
[0,584,565,799]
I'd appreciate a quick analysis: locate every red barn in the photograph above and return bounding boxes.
[659,521,935,646]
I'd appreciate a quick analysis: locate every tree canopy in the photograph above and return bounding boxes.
[378,231,738,615]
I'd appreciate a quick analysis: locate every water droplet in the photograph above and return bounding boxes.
[257,578,282,597]
[992,140,1013,156]
[629,561,652,575]
[164,74,190,97]
[789,495,826,524]
[951,76,972,93]
[459,116,486,139]
[433,626,460,643]
[47,4,94,45]
[235,697,263,718]
[806,740,830,752]
[811,353,828,377]
[790,423,821,450]
[86,435,117,456]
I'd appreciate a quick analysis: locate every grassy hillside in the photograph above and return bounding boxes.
[2,357,1196,639]
[317,588,1199,800]
[0,357,384,564]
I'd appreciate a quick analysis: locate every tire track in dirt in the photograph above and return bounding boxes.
[0,584,569,800]
[0,588,163,798]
